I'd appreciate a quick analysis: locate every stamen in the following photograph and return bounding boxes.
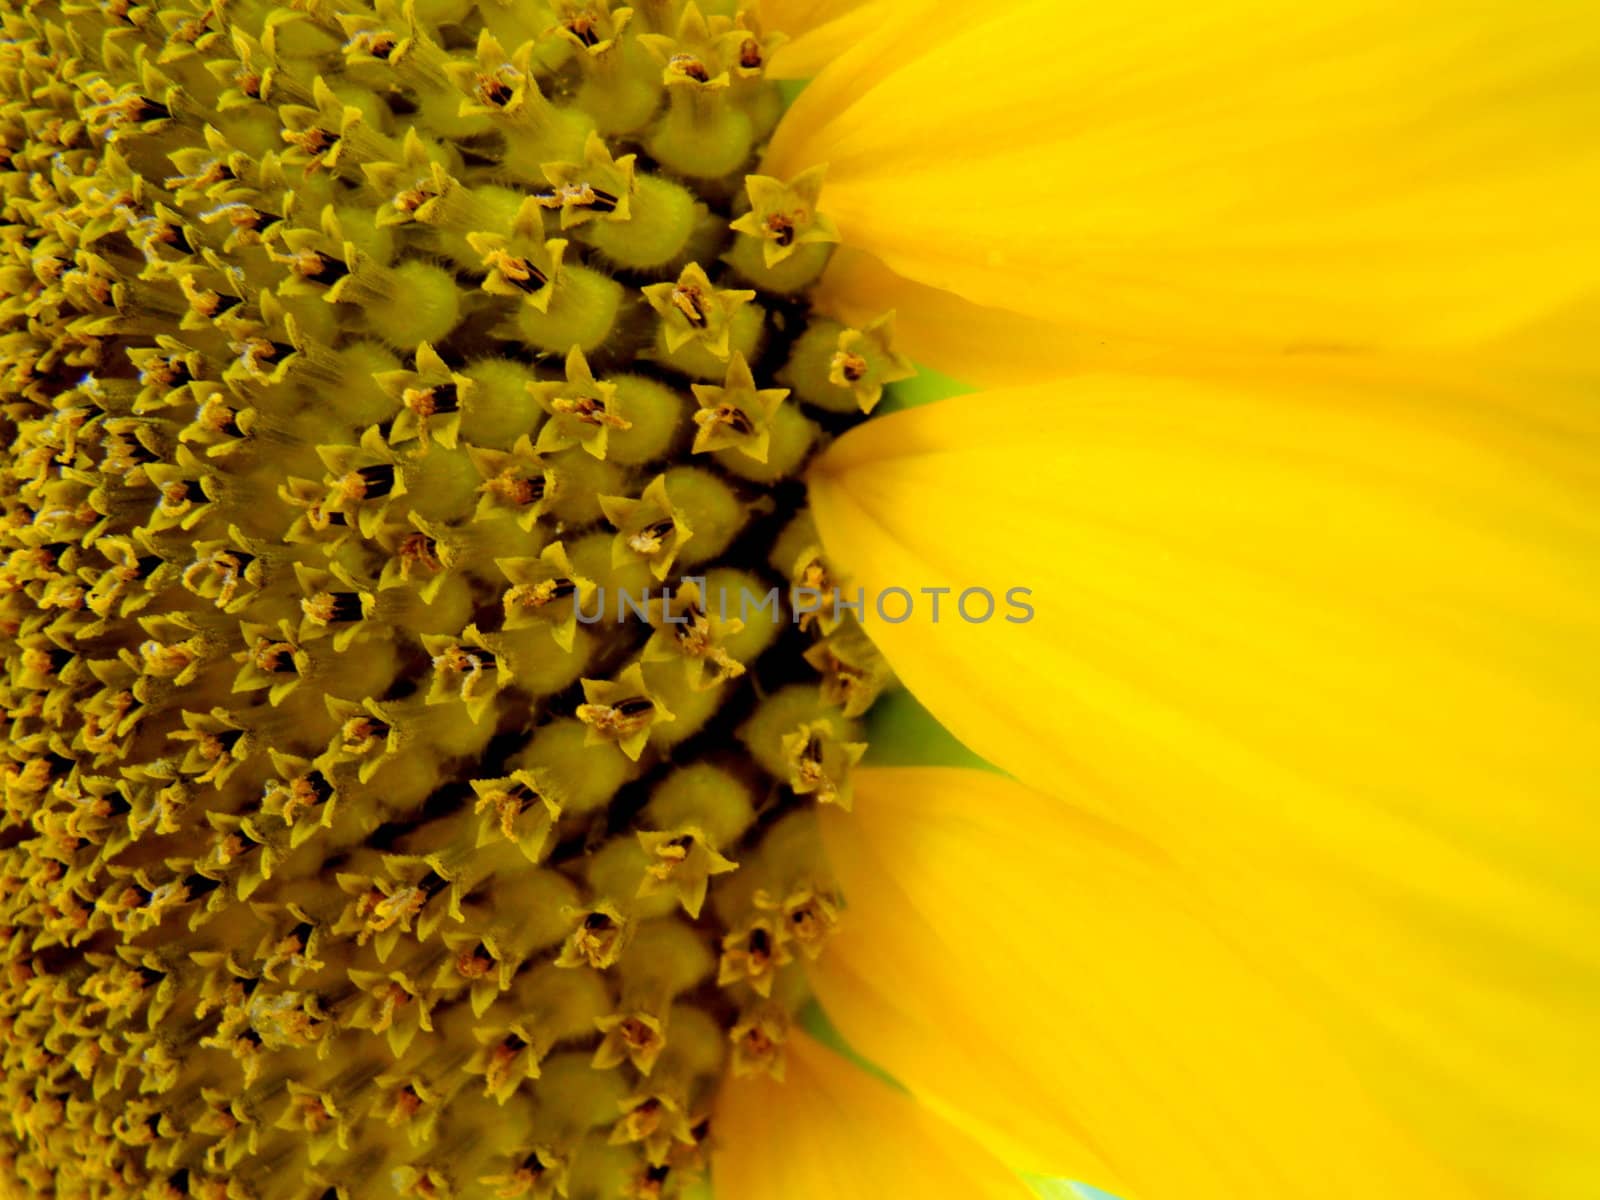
[671,284,707,326]
[667,54,710,84]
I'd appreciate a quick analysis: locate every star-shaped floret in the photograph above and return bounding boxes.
[444,30,542,120]
[729,167,839,268]
[496,541,595,651]
[363,129,452,229]
[755,884,841,961]
[372,514,458,604]
[803,624,894,718]
[828,312,916,413]
[717,911,793,998]
[470,769,563,863]
[529,346,629,459]
[538,132,636,229]
[557,901,632,969]
[593,1009,667,1074]
[167,706,255,787]
[729,1005,788,1080]
[480,1145,569,1200]
[642,262,756,360]
[468,198,567,312]
[346,968,433,1056]
[420,628,508,723]
[320,696,406,785]
[641,578,747,690]
[278,76,400,177]
[599,475,693,580]
[609,1088,697,1168]
[553,0,634,56]
[291,561,373,651]
[780,719,867,810]
[468,1020,548,1104]
[575,663,674,761]
[690,352,788,462]
[468,437,557,530]
[636,826,737,918]
[231,618,311,707]
[638,3,748,91]
[316,426,406,539]
[377,342,471,448]
[258,751,338,849]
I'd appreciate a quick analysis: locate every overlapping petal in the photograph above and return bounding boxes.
[812,248,1160,388]
[711,1028,1034,1200]
[770,0,1600,368]
[807,370,1600,1195]
[814,767,1486,1198]
[759,0,883,80]
[768,1,1023,137]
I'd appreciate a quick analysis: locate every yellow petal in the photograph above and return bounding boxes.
[1469,289,1600,396]
[770,0,1600,355]
[808,372,1600,1195]
[761,0,880,80]
[814,768,1478,1198]
[811,365,1600,808]
[769,2,1026,160]
[756,0,868,34]
[711,1028,1033,1200]
[813,247,1159,388]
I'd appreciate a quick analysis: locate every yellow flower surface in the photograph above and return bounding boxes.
[1,0,1596,1198]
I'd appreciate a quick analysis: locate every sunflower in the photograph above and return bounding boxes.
[0,0,1595,1198]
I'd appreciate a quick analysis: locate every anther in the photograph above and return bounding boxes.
[482,249,549,293]
[398,532,441,574]
[534,183,620,215]
[302,592,363,625]
[252,641,297,675]
[350,31,397,60]
[476,71,517,109]
[489,473,545,506]
[349,464,396,500]
[402,383,459,418]
[832,350,868,383]
[283,127,336,157]
[667,55,710,84]
[671,285,707,327]
[288,250,349,286]
[630,520,676,555]
[765,214,796,247]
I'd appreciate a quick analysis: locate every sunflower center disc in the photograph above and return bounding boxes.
[0,0,912,1195]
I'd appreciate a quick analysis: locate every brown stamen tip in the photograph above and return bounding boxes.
[832,350,868,383]
[668,54,710,83]
[489,472,545,506]
[764,213,796,246]
[252,641,296,674]
[283,127,335,156]
[476,72,516,107]
[341,716,389,752]
[399,532,442,574]
[354,31,397,59]
[700,405,756,436]
[670,285,707,326]
[485,249,549,292]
